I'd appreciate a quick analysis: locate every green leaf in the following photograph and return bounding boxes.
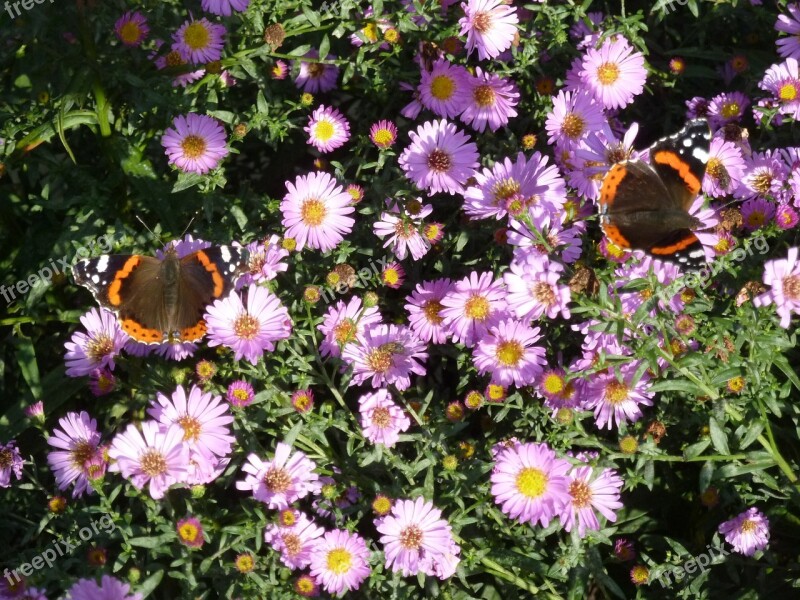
[708,417,730,455]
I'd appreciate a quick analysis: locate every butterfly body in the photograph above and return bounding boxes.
[74,244,247,344]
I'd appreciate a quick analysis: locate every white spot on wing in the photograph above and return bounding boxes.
[220,246,232,262]
[96,255,109,272]
[91,274,100,284]
[693,147,709,162]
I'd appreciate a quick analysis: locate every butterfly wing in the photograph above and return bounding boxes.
[648,119,711,212]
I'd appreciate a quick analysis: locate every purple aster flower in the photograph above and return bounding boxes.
[740,197,776,231]
[161,114,229,175]
[707,91,750,128]
[114,11,149,47]
[89,368,116,397]
[719,507,770,556]
[370,120,398,149]
[308,529,371,595]
[172,17,226,64]
[776,4,800,60]
[418,59,471,118]
[205,284,292,364]
[405,278,454,344]
[776,203,799,229]
[504,254,571,320]
[235,235,289,289]
[47,412,102,498]
[703,136,746,197]
[341,323,428,391]
[571,123,641,201]
[459,0,518,60]
[686,96,710,119]
[473,319,547,387]
[176,516,205,549]
[227,380,255,408]
[580,35,646,110]
[66,575,142,600]
[0,441,23,488]
[736,151,787,200]
[400,81,424,119]
[305,105,350,153]
[108,421,190,500]
[398,119,479,195]
[358,389,411,448]
[201,0,250,16]
[459,68,519,132]
[759,58,800,120]
[753,247,800,328]
[583,362,654,430]
[237,442,319,509]
[265,511,325,569]
[545,89,606,149]
[490,441,572,527]
[281,171,355,252]
[559,464,624,538]
[64,308,127,377]
[373,199,432,260]
[294,50,339,94]
[318,296,382,359]
[440,271,508,347]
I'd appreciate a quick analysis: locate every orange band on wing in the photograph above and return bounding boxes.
[107,256,142,306]
[121,318,163,343]
[599,164,627,208]
[649,233,699,255]
[194,250,224,298]
[601,224,631,249]
[652,150,702,196]
[180,320,207,343]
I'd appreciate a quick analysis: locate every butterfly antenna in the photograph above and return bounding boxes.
[135,215,165,247]
[179,211,199,240]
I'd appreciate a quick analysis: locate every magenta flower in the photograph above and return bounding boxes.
[114,11,149,47]
[440,271,508,347]
[265,511,325,569]
[227,380,255,408]
[235,236,289,289]
[398,119,479,195]
[490,441,572,527]
[294,50,339,93]
[25,401,44,421]
[342,323,428,391]
[309,529,371,595]
[583,362,654,430]
[559,464,624,538]
[776,4,800,60]
[460,68,519,132]
[281,171,355,252]
[375,497,461,579]
[740,197,776,231]
[473,319,546,387]
[0,441,23,488]
[66,575,142,600]
[702,136,746,197]
[405,278,454,344]
[108,421,190,500]
[504,254,571,320]
[176,516,205,549]
[172,17,226,64]
[753,247,800,328]
[201,0,250,16]
[736,150,787,201]
[708,91,750,128]
[358,389,411,448]
[305,105,350,153]
[776,204,799,229]
[545,89,605,149]
[418,59,471,118]
[236,442,319,509]
[759,58,800,120]
[718,507,770,556]
[459,0,518,60]
[64,308,128,378]
[381,262,405,288]
[205,284,292,364]
[47,411,102,498]
[161,114,229,175]
[318,296,382,358]
[373,200,432,260]
[369,120,398,149]
[580,35,646,110]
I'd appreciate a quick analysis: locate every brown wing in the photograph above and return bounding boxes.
[108,256,172,343]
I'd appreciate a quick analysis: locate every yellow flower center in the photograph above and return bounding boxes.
[780,83,798,102]
[531,282,556,305]
[263,467,291,492]
[86,335,114,363]
[301,198,327,226]
[423,299,444,324]
[568,479,592,508]
[492,178,521,204]
[366,348,393,373]
[179,523,199,542]
[165,51,185,67]
[561,113,586,139]
[181,135,208,160]
[371,406,392,428]
[362,22,378,43]
[605,380,630,405]
[326,548,353,574]
[740,519,757,533]
[473,12,491,33]
[139,449,168,476]
[487,384,505,400]
[71,441,96,469]
[383,268,400,285]
[515,467,548,498]
[333,319,356,346]
[464,295,490,320]
[430,75,456,100]
[473,84,496,107]
[495,340,523,366]
[283,532,301,556]
[596,62,620,85]
[313,120,335,141]
[543,373,565,395]
[233,314,260,340]
[721,102,741,119]
[177,415,202,442]
[119,22,142,45]
[373,128,394,146]
[183,22,211,51]
[399,525,423,549]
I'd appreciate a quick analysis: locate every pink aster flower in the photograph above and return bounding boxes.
[47,411,102,497]
[265,511,325,569]
[64,308,127,377]
[376,497,461,579]
[370,120,398,149]
[580,36,646,110]
[281,171,355,252]
[147,385,235,484]
[227,380,255,408]
[305,105,350,153]
[342,323,428,391]
[358,389,411,448]
[545,89,606,149]
[0,441,23,488]
[504,254,571,320]
[236,442,319,509]
[398,119,479,195]
[65,575,142,600]
[736,151,787,200]
[776,4,800,60]
[291,389,314,413]
[559,464,624,538]
[108,421,190,500]
[708,91,750,128]
[702,136,746,197]
[473,319,546,387]
[161,113,229,175]
[759,58,800,120]
[571,123,641,201]
[295,50,339,94]
[205,284,292,364]
[583,362,654,430]
[740,197,776,231]
[440,271,508,347]
[172,17,226,64]
[373,200,432,260]
[459,0,518,61]
[271,59,288,79]
[776,203,799,229]
[89,367,116,397]
[235,236,289,289]
[718,507,770,556]
[318,296,382,358]
[176,516,205,549]
[405,278,454,344]
[309,529,371,595]
[381,262,405,288]
[202,0,250,16]
[753,247,800,328]
[490,441,572,527]
[418,59,471,118]
[114,11,149,47]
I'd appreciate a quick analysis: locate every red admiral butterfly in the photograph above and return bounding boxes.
[599,119,712,266]
[74,244,247,344]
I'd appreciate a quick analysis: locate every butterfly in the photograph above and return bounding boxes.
[598,119,712,267]
[74,243,248,344]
